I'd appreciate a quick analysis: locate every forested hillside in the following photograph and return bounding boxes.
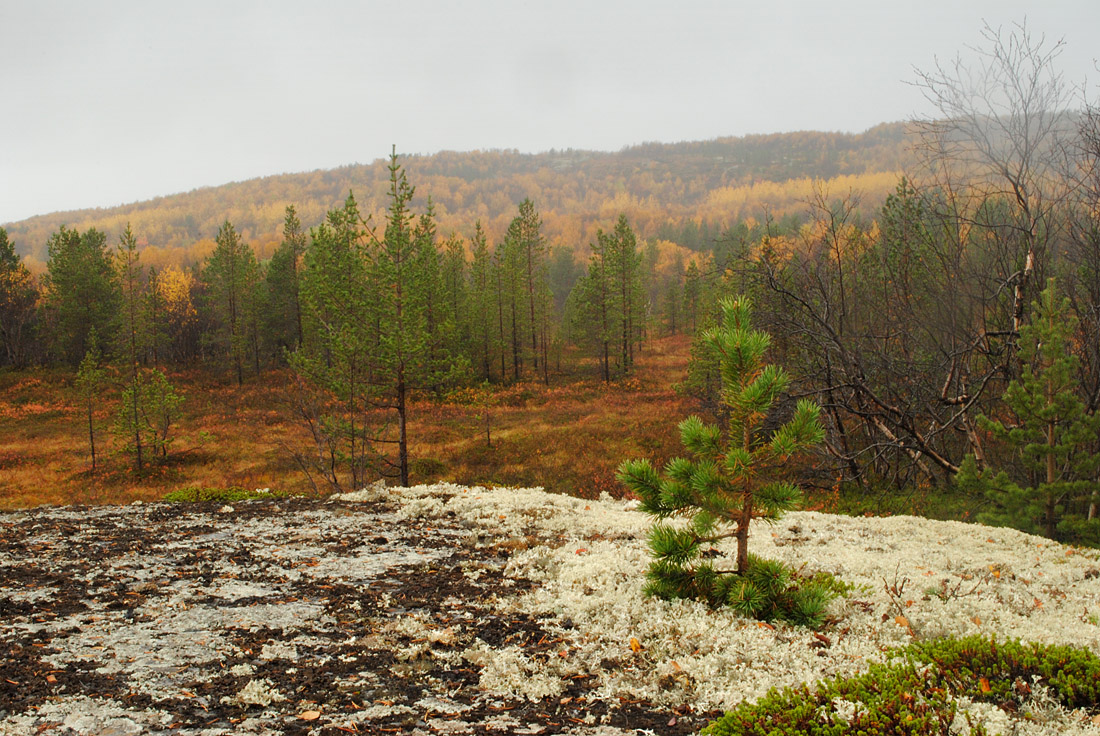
[4,123,911,269]
[4,24,1100,549]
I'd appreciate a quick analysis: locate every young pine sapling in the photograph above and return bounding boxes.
[618,295,834,626]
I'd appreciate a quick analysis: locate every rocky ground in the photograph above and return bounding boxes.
[0,488,717,735]
[3,483,1100,736]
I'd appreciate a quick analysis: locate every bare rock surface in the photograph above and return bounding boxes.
[4,482,1100,736]
[0,488,711,735]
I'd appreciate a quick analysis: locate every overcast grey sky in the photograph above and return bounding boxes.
[1,0,1097,225]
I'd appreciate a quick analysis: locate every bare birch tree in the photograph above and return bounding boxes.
[911,20,1076,338]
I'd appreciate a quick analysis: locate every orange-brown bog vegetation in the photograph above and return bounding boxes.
[0,337,699,510]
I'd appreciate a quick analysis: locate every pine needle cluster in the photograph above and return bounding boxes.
[618,295,833,626]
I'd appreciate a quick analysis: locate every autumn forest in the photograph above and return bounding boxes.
[3,26,1100,549]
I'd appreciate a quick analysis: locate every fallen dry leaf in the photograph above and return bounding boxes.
[980,678,991,693]
[299,710,321,721]
[629,637,641,653]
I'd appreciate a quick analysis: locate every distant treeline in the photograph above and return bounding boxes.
[4,125,912,268]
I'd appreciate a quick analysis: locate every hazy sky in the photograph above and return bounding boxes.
[2,0,1098,225]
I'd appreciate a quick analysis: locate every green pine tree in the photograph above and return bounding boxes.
[369,149,439,485]
[565,240,614,382]
[113,367,183,463]
[43,226,121,365]
[412,200,466,390]
[203,220,262,385]
[514,198,546,372]
[468,222,497,381]
[145,266,167,367]
[618,295,831,626]
[0,227,38,368]
[116,223,149,471]
[604,215,645,373]
[495,225,527,380]
[682,259,703,334]
[958,279,1100,543]
[441,232,469,357]
[291,192,376,491]
[75,328,107,471]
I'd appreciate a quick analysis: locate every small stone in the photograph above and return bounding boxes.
[94,719,142,736]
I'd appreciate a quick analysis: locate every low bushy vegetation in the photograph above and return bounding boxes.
[161,486,294,503]
[702,635,1100,735]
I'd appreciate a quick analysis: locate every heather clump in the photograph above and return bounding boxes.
[702,635,1100,736]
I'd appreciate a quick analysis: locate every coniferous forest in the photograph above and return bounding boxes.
[3,25,1100,550]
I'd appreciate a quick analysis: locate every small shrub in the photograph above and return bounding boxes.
[163,486,288,503]
[701,634,1100,736]
[409,457,448,481]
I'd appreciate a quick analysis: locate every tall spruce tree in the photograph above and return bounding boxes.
[618,296,829,625]
[492,242,510,381]
[267,204,308,352]
[413,201,461,389]
[292,151,456,489]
